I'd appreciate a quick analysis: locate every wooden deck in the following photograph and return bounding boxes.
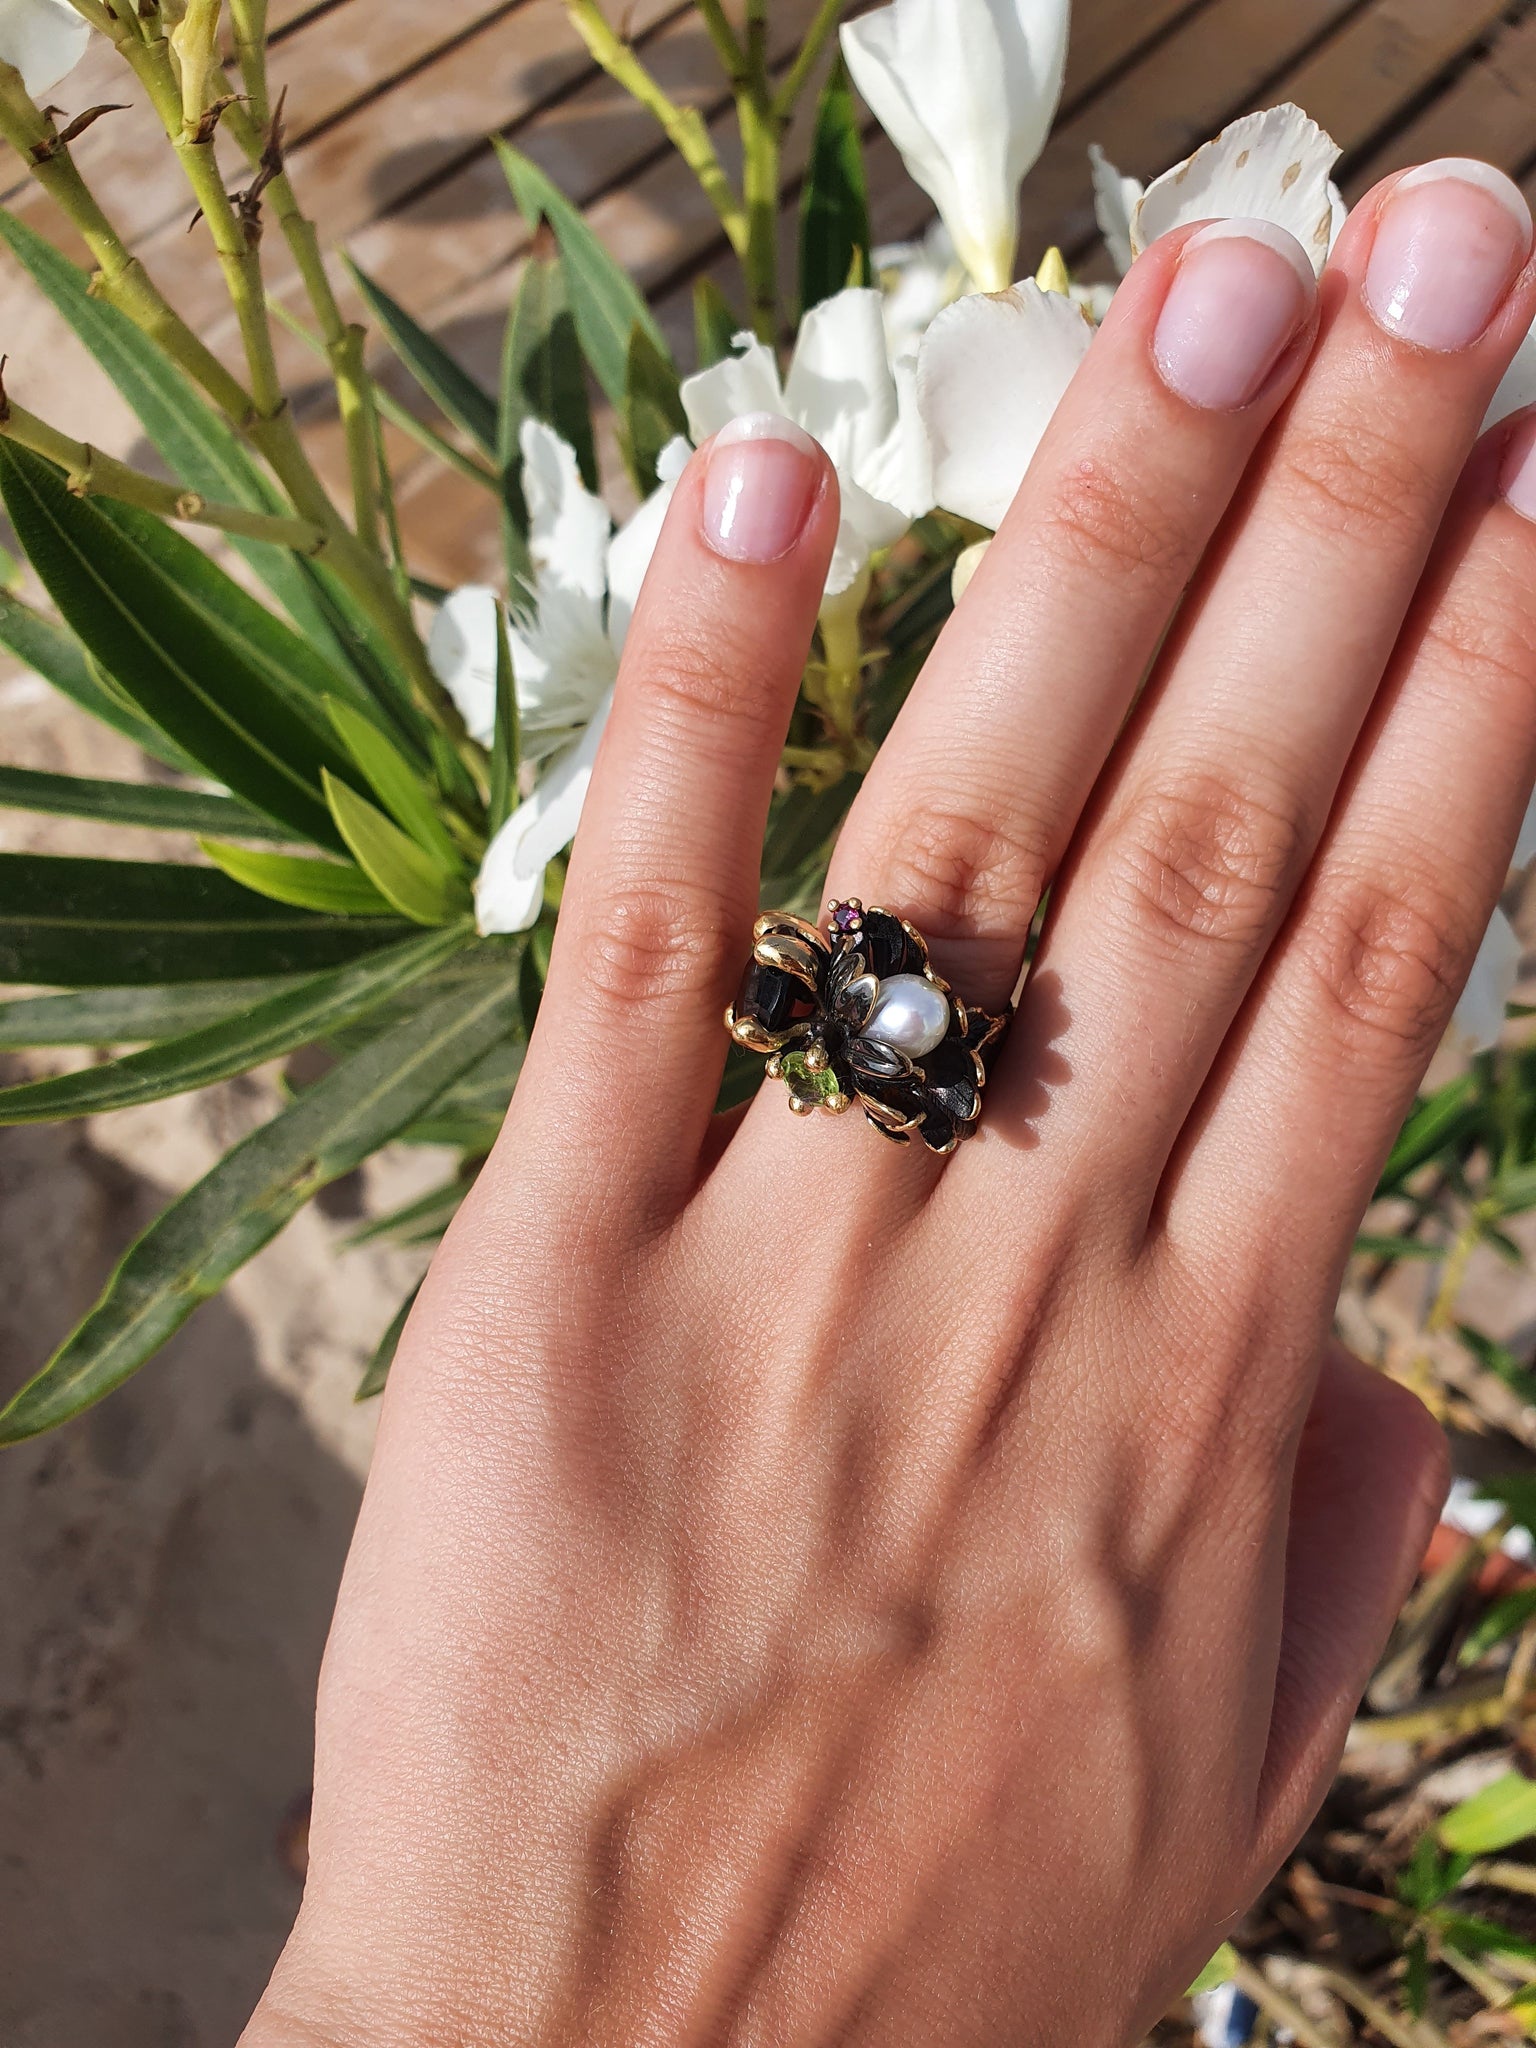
[2,0,1535,590]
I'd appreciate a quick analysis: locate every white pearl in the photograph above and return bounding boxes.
[862,974,950,1058]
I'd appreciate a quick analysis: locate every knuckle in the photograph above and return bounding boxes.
[578,882,729,1016]
[877,797,1050,939]
[1275,421,1438,552]
[627,622,776,738]
[1299,866,1477,1056]
[1103,774,1305,959]
[1040,459,1193,584]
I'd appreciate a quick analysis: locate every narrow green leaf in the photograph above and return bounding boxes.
[620,322,688,499]
[323,771,471,925]
[1351,1233,1444,1261]
[325,697,461,872]
[496,140,668,404]
[0,203,342,656]
[693,276,740,369]
[1459,1585,1536,1667]
[1186,1946,1239,1998]
[202,839,395,916]
[356,1281,421,1401]
[0,978,306,1049]
[290,554,431,754]
[0,852,411,984]
[0,974,520,1442]
[1479,1475,1536,1542]
[488,603,520,839]
[501,233,598,537]
[0,586,195,772]
[348,1170,472,1248]
[1435,1909,1536,1961]
[799,57,872,314]
[0,925,466,1124]
[0,442,351,849]
[0,764,289,839]
[94,494,375,730]
[1404,1932,1429,2019]
[1379,1073,1481,1195]
[345,254,498,458]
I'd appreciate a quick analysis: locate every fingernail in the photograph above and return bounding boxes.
[1152,219,1316,411]
[1364,159,1533,352]
[702,412,822,563]
[1499,411,1536,523]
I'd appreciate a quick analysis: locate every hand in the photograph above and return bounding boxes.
[244,163,1536,2047]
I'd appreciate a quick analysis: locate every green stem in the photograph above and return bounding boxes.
[737,0,779,340]
[0,395,325,548]
[563,0,747,255]
[227,0,270,121]
[693,0,746,77]
[771,0,847,121]
[817,567,870,741]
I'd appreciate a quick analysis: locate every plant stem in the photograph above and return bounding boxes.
[0,395,325,548]
[771,0,846,121]
[693,0,747,78]
[1312,1963,1451,2048]
[228,0,270,121]
[563,0,747,255]
[737,0,779,339]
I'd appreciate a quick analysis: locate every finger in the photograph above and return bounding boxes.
[1252,1345,1447,1869]
[825,217,1321,1017]
[984,161,1536,1217]
[499,417,838,1215]
[1157,408,1536,1291]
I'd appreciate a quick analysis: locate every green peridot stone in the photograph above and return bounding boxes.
[781,1051,841,1101]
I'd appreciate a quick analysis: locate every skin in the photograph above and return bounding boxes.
[241,171,1536,2046]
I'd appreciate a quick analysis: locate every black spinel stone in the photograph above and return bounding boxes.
[735,959,799,1035]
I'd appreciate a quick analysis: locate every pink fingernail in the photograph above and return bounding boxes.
[1364,160,1533,352]
[702,412,822,563]
[1499,411,1536,523]
[1152,219,1316,411]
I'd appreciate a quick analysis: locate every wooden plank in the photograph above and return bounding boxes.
[1345,10,1536,196]
[1283,0,1512,160]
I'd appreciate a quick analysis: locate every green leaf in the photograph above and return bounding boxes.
[323,771,471,925]
[0,978,307,1048]
[1460,1585,1536,1667]
[0,586,196,772]
[0,853,412,984]
[1434,1909,1536,1961]
[0,973,520,1443]
[1404,1931,1429,2018]
[501,233,598,553]
[290,553,431,753]
[344,254,498,459]
[620,322,688,499]
[0,764,290,839]
[93,493,376,731]
[325,697,461,872]
[488,603,520,838]
[348,1169,472,1247]
[1442,1774,1536,1855]
[0,203,342,657]
[0,925,467,1124]
[356,1282,421,1401]
[693,276,740,369]
[201,839,395,916]
[1494,1159,1536,1216]
[1397,1834,1472,1910]
[496,140,669,405]
[1185,1945,1239,1997]
[0,442,353,850]
[799,56,872,314]
[1478,1475,1536,1543]
[1379,1073,1481,1196]
[1352,1233,1444,1261]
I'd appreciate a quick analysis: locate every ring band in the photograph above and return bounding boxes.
[725,899,1011,1153]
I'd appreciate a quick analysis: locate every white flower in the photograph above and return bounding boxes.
[917,279,1092,529]
[0,0,89,96]
[428,419,688,935]
[1093,105,1346,280]
[873,219,965,357]
[841,0,1070,294]
[680,287,933,594]
[1453,907,1523,1054]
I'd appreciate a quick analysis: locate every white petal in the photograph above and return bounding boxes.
[517,691,612,875]
[917,281,1092,529]
[842,0,1069,293]
[0,0,89,97]
[951,537,991,603]
[786,287,902,470]
[679,333,786,441]
[1486,320,1536,432]
[474,809,546,935]
[519,417,610,607]
[605,436,691,651]
[1451,906,1522,1054]
[1089,144,1142,277]
[875,220,962,355]
[1134,104,1342,277]
[426,584,501,746]
[826,473,912,595]
[1327,180,1349,252]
